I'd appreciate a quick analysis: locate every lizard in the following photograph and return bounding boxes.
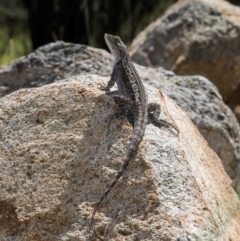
[91,33,178,240]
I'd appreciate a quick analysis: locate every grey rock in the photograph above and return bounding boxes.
[0,41,113,97]
[129,0,240,101]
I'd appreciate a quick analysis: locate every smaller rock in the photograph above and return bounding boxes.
[129,0,240,101]
[0,41,113,97]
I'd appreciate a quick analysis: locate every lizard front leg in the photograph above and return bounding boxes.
[99,65,119,92]
[99,75,115,92]
[99,71,134,130]
[148,103,179,136]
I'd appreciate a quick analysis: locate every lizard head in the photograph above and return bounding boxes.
[104,33,126,63]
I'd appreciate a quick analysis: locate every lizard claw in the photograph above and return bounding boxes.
[98,83,109,92]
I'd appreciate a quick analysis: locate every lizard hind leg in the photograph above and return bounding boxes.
[148,102,179,136]
[112,95,134,127]
[101,95,132,133]
[106,111,125,133]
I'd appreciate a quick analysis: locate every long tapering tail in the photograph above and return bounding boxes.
[91,146,136,240]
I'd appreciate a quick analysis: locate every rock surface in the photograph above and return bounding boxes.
[129,0,240,102]
[0,75,240,240]
[137,67,240,190]
[0,41,240,193]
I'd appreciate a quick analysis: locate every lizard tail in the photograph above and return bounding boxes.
[91,147,137,240]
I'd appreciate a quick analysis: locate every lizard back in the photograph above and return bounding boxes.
[92,34,149,241]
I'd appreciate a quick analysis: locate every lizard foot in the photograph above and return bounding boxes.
[148,102,179,136]
[98,83,110,92]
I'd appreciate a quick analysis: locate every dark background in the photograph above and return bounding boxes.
[0,0,239,66]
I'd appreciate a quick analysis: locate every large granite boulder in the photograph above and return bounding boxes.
[0,76,240,240]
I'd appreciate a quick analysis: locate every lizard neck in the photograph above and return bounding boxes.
[114,53,126,65]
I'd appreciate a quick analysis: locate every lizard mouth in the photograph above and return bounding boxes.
[104,33,120,61]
